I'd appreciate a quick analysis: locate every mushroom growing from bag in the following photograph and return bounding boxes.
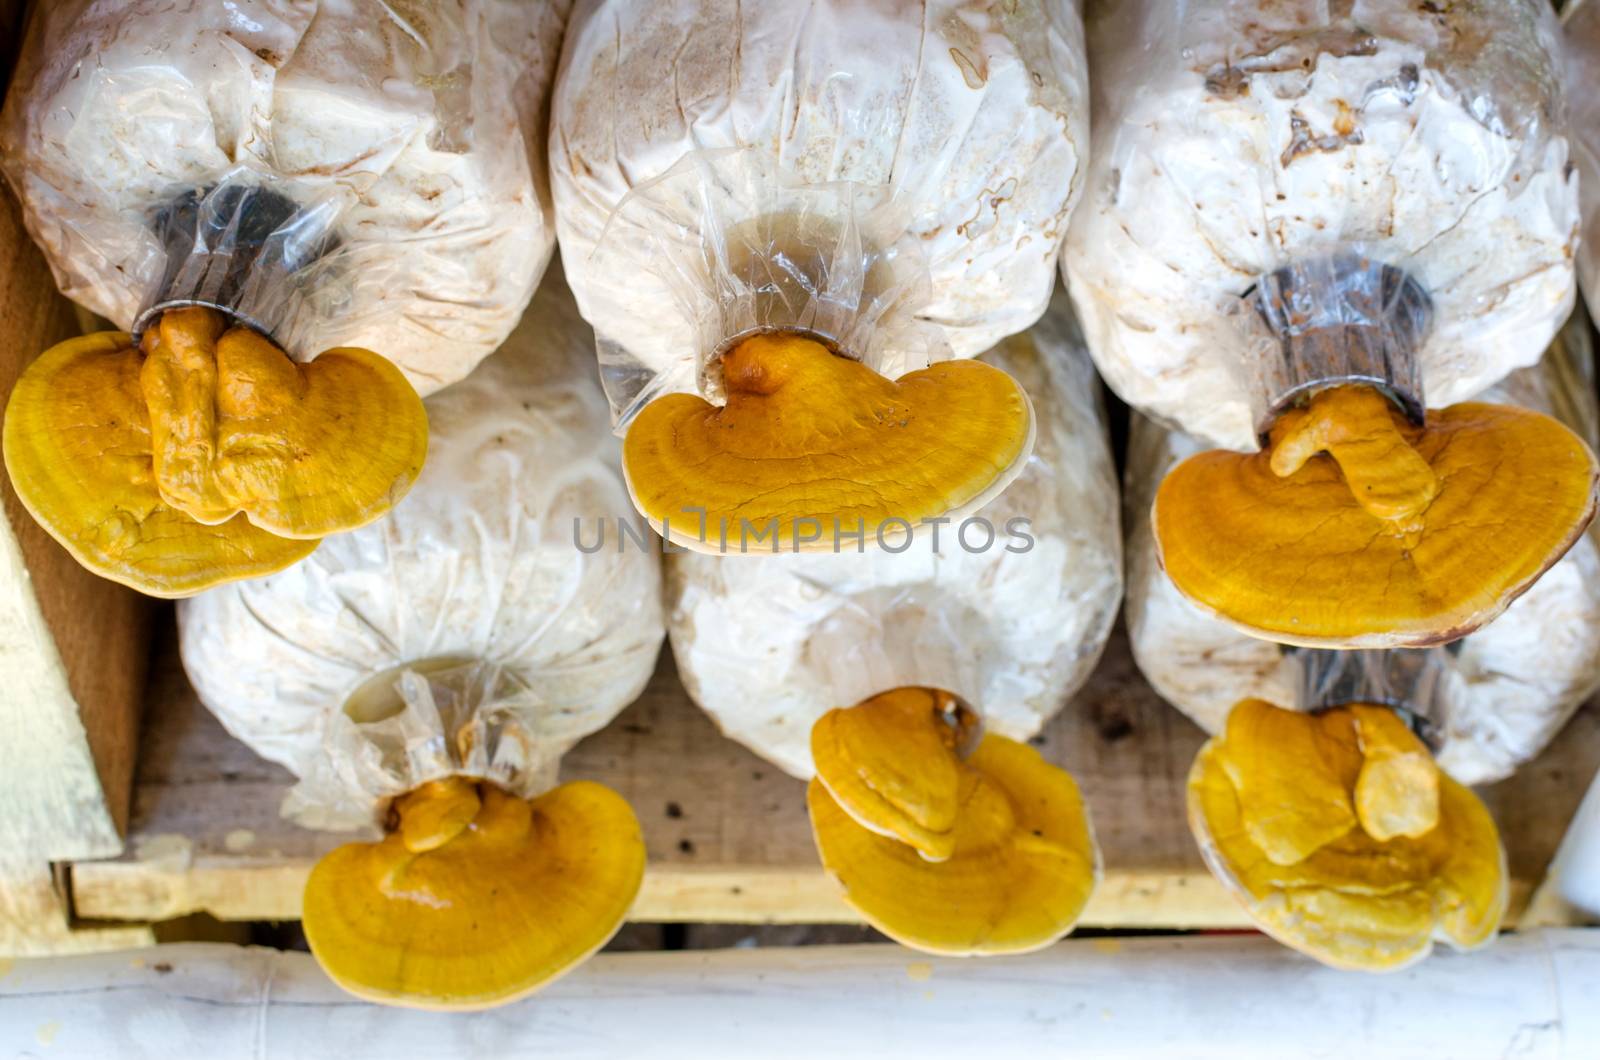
[668,294,1120,953]
[0,0,571,595]
[550,0,1089,551]
[1189,694,1507,972]
[179,277,664,1009]
[1065,0,1592,647]
[1125,320,1600,788]
[1121,325,1600,969]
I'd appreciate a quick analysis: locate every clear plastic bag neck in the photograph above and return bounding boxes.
[1246,252,1431,439]
[130,169,345,353]
[280,657,557,832]
[589,148,949,429]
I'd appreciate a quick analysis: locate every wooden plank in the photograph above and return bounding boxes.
[71,620,1599,929]
[0,858,151,957]
[0,0,153,956]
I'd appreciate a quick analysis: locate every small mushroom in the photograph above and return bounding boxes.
[807,687,1098,955]
[622,333,1034,552]
[1189,698,1507,972]
[1154,386,1598,647]
[3,308,427,594]
[302,776,645,1011]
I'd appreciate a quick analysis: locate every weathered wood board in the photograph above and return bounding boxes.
[0,0,153,957]
[71,620,1600,930]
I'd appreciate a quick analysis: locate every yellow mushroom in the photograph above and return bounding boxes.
[3,309,427,595]
[2,330,320,596]
[1188,697,1507,972]
[1154,385,1597,647]
[808,687,1098,955]
[303,776,645,1011]
[622,332,1033,553]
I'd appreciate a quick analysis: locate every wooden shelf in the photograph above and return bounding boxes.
[69,619,1600,931]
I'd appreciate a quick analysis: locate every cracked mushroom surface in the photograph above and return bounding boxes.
[1153,383,1598,648]
[178,275,663,1007]
[1064,0,1577,451]
[1189,698,1507,972]
[3,309,427,596]
[808,689,1098,955]
[1125,325,1600,784]
[0,0,570,395]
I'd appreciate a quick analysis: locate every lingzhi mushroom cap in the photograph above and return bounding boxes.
[3,329,319,596]
[1188,698,1507,972]
[303,776,646,1010]
[1154,385,1598,648]
[623,333,1034,553]
[3,308,427,595]
[808,687,1098,955]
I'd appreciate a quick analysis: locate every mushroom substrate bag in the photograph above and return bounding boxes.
[1570,0,1600,318]
[1125,315,1600,785]
[550,0,1090,427]
[1065,0,1578,451]
[0,0,570,394]
[667,289,1121,777]
[178,278,665,833]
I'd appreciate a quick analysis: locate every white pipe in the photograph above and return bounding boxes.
[2,932,1598,1059]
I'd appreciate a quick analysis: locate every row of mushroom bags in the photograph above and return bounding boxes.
[2,0,1600,1010]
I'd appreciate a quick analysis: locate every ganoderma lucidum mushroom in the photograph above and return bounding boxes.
[1064,0,1592,646]
[1571,0,1600,318]
[3,303,424,597]
[1153,383,1597,647]
[1189,694,1507,972]
[668,294,1119,952]
[1126,321,1600,787]
[179,277,664,1008]
[0,0,571,594]
[550,0,1089,551]
[1122,326,1600,970]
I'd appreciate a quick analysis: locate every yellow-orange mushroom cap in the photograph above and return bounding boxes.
[2,330,319,596]
[811,687,980,861]
[1188,698,1506,972]
[303,777,645,1010]
[808,688,1098,955]
[622,333,1033,553]
[137,308,427,536]
[4,308,427,594]
[1154,385,1598,648]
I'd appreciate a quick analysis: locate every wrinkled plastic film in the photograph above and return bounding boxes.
[0,0,566,391]
[178,276,665,833]
[1067,0,1577,450]
[667,287,1122,777]
[281,661,561,833]
[588,149,949,429]
[129,174,341,349]
[552,0,1092,426]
